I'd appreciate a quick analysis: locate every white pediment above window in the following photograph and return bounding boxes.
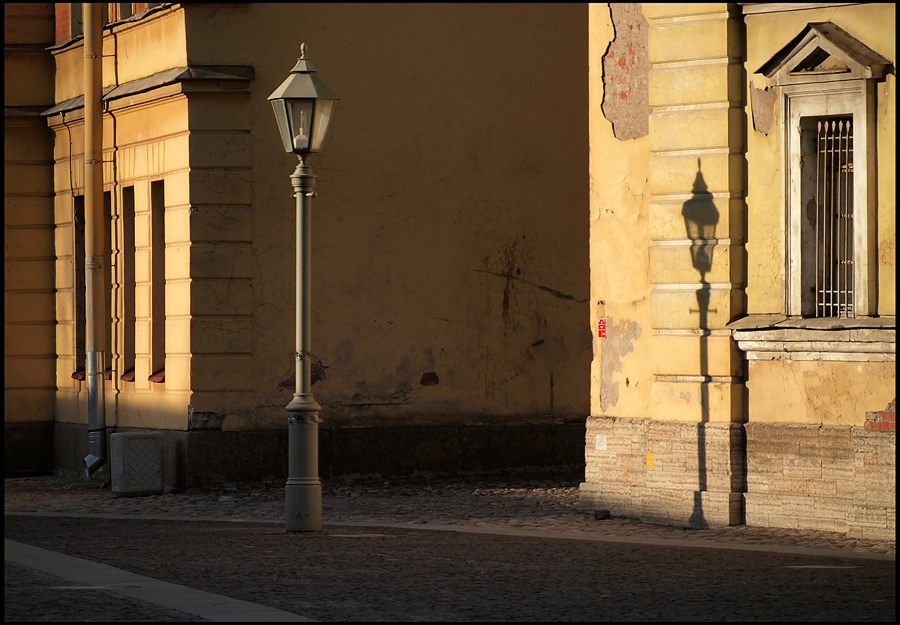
[757,22,891,86]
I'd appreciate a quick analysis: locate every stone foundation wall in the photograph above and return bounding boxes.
[580,416,896,539]
[580,416,745,528]
[744,422,895,541]
[49,421,586,486]
[4,422,55,475]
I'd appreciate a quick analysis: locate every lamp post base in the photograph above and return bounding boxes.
[285,395,321,532]
[285,476,322,532]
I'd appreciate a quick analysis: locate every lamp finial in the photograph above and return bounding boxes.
[300,42,307,59]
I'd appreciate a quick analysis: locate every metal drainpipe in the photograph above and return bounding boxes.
[83,3,107,477]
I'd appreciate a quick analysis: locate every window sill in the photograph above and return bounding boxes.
[726,315,895,361]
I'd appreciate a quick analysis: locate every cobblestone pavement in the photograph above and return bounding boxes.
[4,474,896,622]
[5,515,895,621]
[3,474,895,557]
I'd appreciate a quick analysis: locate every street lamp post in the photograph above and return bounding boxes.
[268,43,338,532]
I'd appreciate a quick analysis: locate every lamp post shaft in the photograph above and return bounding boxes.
[285,157,322,532]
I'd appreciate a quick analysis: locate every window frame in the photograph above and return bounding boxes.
[781,78,875,318]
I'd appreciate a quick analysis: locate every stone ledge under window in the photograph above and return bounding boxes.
[148,369,165,383]
[727,314,895,362]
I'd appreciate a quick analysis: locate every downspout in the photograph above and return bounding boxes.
[83,2,107,476]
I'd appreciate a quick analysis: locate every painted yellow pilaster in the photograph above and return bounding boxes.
[646,3,745,424]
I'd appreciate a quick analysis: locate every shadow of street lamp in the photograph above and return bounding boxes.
[682,160,718,529]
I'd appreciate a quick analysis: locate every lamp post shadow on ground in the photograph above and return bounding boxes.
[268,43,339,532]
[683,159,718,530]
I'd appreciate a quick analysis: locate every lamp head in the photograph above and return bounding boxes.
[268,43,339,155]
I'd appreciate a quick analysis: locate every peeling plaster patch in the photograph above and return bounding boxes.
[601,3,649,141]
[599,317,641,412]
[679,391,692,404]
[750,81,776,135]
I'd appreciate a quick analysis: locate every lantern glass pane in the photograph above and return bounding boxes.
[310,99,336,152]
[271,100,293,153]
[288,100,314,152]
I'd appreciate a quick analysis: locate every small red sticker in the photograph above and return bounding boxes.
[598,318,606,338]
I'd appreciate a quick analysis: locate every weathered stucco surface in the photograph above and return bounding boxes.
[742,3,896,428]
[44,4,591,433]
[237,4,590,429]
[589,4,653,420]
[747,360,895,426]
[586,2,894,537]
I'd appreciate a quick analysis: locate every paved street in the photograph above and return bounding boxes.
[5,475,896,621]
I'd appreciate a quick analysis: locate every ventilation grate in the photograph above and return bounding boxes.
[110,432,165,497]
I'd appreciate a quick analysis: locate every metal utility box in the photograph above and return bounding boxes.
[110,432,165,496]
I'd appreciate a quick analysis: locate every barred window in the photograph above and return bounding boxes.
[758,22,887,320]
[799,116,854,318]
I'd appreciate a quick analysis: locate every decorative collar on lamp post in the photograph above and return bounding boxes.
[268,43,339,157]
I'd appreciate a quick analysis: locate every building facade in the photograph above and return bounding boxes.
[5,3,894,541]
[4,3,58,473]
[5,3,590,483]
[581,3,895,540]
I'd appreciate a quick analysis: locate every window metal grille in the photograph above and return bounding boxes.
[814,118,854,318]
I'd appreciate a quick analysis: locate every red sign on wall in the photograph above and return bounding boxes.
[597,318,606,338]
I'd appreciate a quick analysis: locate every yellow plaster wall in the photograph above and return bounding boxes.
[740,4,896,428]
[588,4,748,424]
[52,5,188,103]
[103,5,188,86]
[49,82,193,427]
[588,4,654,420]
[747,359,895,426]
[113,94,192,429]
[179,3,591,429]
[4,3,57,425]
[743,3,895,315]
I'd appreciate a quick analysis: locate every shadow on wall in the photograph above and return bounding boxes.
[682,159,718,529]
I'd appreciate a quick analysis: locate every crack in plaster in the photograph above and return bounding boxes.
[474,269,588,304]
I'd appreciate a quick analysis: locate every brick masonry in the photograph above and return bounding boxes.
[865,398,896,431]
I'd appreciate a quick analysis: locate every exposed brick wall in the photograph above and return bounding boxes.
[54,3,70,43]
[865,398,896,431]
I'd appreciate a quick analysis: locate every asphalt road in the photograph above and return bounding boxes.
[4,514,895,622]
